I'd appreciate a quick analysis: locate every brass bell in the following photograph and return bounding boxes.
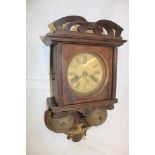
[86,108,107,126]
[46,111,74,133]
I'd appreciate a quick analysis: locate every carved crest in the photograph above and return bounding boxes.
[48,16,123,38]
[43,16,126,47]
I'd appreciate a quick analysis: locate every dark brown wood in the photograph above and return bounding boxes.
[51,16,123,37]
[53,16,87,31]
[42,16,127,142]
[43,31,126,47]
[52,44,63,107]
[47,97,117,114]
[43,16,126,47]
[111,47,118,99]
[56,44,63,106]
[61,44,113,106]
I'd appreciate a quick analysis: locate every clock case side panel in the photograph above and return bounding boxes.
[111,47,118,101]
[50,44,63,107]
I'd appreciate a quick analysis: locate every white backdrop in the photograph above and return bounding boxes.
[26,0,129,155]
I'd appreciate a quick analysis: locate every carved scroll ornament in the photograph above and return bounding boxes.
[48,16,123,38]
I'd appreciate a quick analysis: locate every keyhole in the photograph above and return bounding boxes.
[99,116,102,121]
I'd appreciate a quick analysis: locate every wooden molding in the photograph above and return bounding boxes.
[43,16,127,47]
[47,97,117,114]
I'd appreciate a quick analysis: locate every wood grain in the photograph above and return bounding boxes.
[42,16,127,141]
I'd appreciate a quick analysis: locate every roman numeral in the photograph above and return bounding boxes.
[85,77,93,88]
[75,82,80,89]
[82,55,87,64]
[68,72,75,76]
[92,64,98,68]
[70,65,77,69]
[90,75,98,83]
[83,83,86,91]
[94,71,100,74]
[70,75,79,84]
[75,58,81,64]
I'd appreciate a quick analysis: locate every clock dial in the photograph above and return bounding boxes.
[67,52,107,95]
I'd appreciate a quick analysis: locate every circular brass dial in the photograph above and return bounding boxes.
[67,52,107,95]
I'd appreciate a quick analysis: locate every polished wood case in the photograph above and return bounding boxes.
[42,16,126,142]
[54,43,113,105]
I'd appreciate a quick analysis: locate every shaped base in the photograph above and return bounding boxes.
[44,97,115,142]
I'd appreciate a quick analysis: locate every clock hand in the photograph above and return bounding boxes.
[70,74,83,85]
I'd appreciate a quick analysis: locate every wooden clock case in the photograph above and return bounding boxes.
[42,16,126,142]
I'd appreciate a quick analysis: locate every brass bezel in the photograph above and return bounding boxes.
[67,51,109,96]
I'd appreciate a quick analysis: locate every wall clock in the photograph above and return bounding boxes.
[42,16,126,142]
